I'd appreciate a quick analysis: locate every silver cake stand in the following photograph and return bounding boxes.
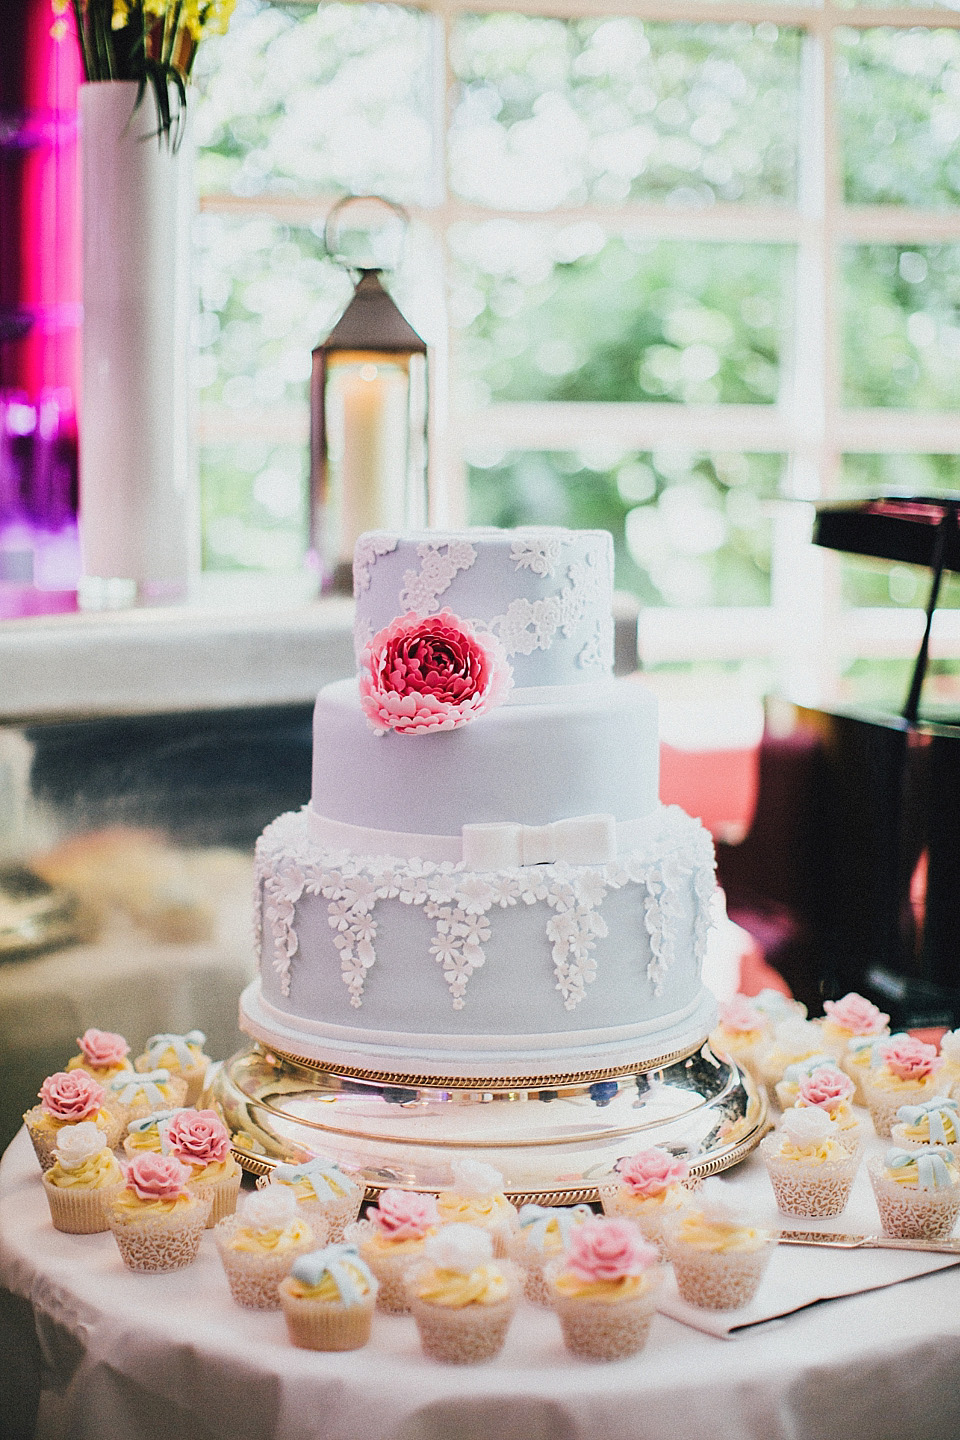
[206,1038,768,1205]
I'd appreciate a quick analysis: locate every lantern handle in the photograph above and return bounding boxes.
[323,195,410,273]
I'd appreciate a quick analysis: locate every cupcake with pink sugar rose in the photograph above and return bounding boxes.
[436,1159,519,1257]
[41,1121,124,1234]
[862,1035,942,1138]
[761,1105,859,1217]
[345,1188,440,1314]
[890,1096,959,1151]
[24,1070,121,1171]
[407,1223,521,1365]
[546,1216,662,1361]
[842,1033,896,1105]
[793,1065,864,1152]
[164,1109,242,1226]
[600,1147,691,1251]
[510,1202,594,1306]
[257,1155,363,1240]
[664,1177,774,1311]
[104,1068,188,1131]
[122,1107,191,1158]
[759,1018,827,1102]
[65,1028,133,1083]
[937,1029,960,1098]
[709,995,769,1079]
[215,1186,317,1309]
[279,1243,379,1351]
[820,992,889,1060]
[134,1031,211,1105]
[773,1053,834,1110]
[105,1152,211,1272]
[868,1146,960,1240]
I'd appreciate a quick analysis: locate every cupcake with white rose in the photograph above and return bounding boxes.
[24,1070,121,1171]
[215,1186,317,1309]
[41,1121,124,1233]
[862,1035,943,1138]
[773,1053,834,1111]
[759,1018,827,1102]
[65,1028,134,1084]
[345,1188,439,1314]
[820,992,889,1061]
[104,1068,189,1131]
[122,1107,192,1159]
[134,1031,211,1106]
[436,1159,518,1258]
[105,1152,211,1272]
[792,1065,864,1152]
[890,1096,960,1152]
[165,1109,242,1226]
[664,1178,774,1311]
[600,1148,691,1252]
[709,996,769,1080]
[938,1029,960,1099]
[510,1203,594,1306]
[407,1223,520,1365]
[547,1216,662,1361]
[258,1155,363,1240]
[279,1243,378,1351]
[761,1106,860,1217]
[868,1146,960,1240]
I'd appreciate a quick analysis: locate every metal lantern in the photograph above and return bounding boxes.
[310,198,428,593]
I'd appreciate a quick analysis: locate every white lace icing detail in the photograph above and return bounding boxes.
[255,806,715,1009]
[353,533,399,594]
[489,543,611,659]
[578,615,614,669]
[353,616,374,666]
[398,539,478,615]
[510,534,567,579]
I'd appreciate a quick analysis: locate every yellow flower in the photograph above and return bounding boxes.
[111,0,130,29]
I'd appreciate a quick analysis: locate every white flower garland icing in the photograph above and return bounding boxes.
[489,542,611,659]
[578,615,614,669]
[510,533,568,579]
[398,539,478,614]
[256,807,715,1012]
[353,533,399,594]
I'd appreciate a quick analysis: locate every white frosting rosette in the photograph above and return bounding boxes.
[424,1223,494,1273]
[53,1120,108,1170]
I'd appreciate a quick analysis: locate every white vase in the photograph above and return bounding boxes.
[79,81,197,607]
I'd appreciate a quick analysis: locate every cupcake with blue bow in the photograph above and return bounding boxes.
[891,1096,959,1152]
[258,1154,363,1240]
[279,1243,378,1350]
[104,1068,188,1131]
[868,1145,960,1240]
[135,1031,210,1105]
[511,1202,594,1305]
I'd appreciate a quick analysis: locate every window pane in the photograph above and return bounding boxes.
[192,0,436,203]
[201,441,308,571]
[468,449,781,605]
[451,16,801,209]
[451,226,791,405]
[843,245,960,408]
[839,27,960,208]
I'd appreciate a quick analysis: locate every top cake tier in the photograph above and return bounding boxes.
[353,527,615,689]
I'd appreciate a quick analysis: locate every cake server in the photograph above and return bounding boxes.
[778,1230,960,1255]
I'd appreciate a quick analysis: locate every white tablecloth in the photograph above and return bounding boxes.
[3,1129,960,1440]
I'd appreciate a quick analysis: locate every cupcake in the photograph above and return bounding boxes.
[345,1188,439,1314]
[407,1224,520,1365]
[820,992,889,1061]
[709,996,768,1080]
[24,1070,121,1171]
[122,1107,192,1159]
[792,1065,864,1152]
[751,989,807,1024]
[938,1029,960,1099]
[841,1033,896,1106]
[165,1109,242,1226]
[65,1028,134,1084]
[436,1159,518,1257]
[761,1106,859,1217]
[259,1156,363,1240]
[665,1178,774,1311]
[547,1216,661,1361]
[773,1054,834,1111]
[891,1096,960,1151]
[759,1018,826,1103]
[135,1031,210,1105]
[105,1152,211,1272]
[600,1148,691,1252]
[511,1203,593,1305]
[868,1146,960,1240]
[214,1187,316,1309]
[862,1035,943,1138]
[41,1121,124,1234]
[105,1069,189,1131]
[279,1243,378,1351]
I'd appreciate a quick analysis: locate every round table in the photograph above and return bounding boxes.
[2,1127,960,1440]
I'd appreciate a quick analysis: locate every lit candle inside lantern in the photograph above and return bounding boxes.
[326,358,409,568]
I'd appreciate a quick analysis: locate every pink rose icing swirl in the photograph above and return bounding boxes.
[879,1036,940,1082]
[616,1148,689,1198]
[359,609,513,736]
[565,1217,658,1284]
[370,1187,439,1241]
[125,1152,192,1202]
[39,1070,105,1121]
[797,1066,855,1112]
[165,1109,230,1168]
[823,993,889,1036]
[717,995,764,1033]
[77,1029,130,1067]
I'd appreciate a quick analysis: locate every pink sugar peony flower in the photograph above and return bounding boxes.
[371,1187,439,1241]
[39,1070,105,1121]
[359,609,513,736]
[165,1109,230,1169]
[823,993,889,1036]
[718,995,764,1033]
[797,1066,854,1112]
[77,1028,130,1067]
[879,1035,940,1082]
[125,1152,191,1202]
[565,1217,658,1284]
[616,1148,689,1198]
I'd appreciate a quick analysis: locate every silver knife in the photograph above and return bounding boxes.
[779,1230,960,1255]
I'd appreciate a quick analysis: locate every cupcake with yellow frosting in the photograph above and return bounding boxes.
[510,1202,593,1306]
[890,1096,960,1152]
[820,992,889,1061]
[279,1243,378,1351]
[759,1018,827,1104]
[862,1035,943,1138]
[761,1106,859,1217]
[65,1028,134,1084]
[600,1148,691,1252]
[665,1178,774,1310]
[868,1146,960,1240]
[841,1033,894,1106]
[122,1107,192,1159]
[709,995,769,1080]
[257,1155,362,1240]
[773,1053,834,1111]
[214,1187,316,1309]
[345,1188,439,1314]
[166,1109,242,1226]
[436,1159,518,1258]
[407,1224,520,1364]
[547,1216,661,1360]
[104,1069,189,1132]
[135,1031,210,1106]
[41,1121,124,1233]
[105,1152,211,1271]
[792,1065,864,1153]
[24,1070,121,1171]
